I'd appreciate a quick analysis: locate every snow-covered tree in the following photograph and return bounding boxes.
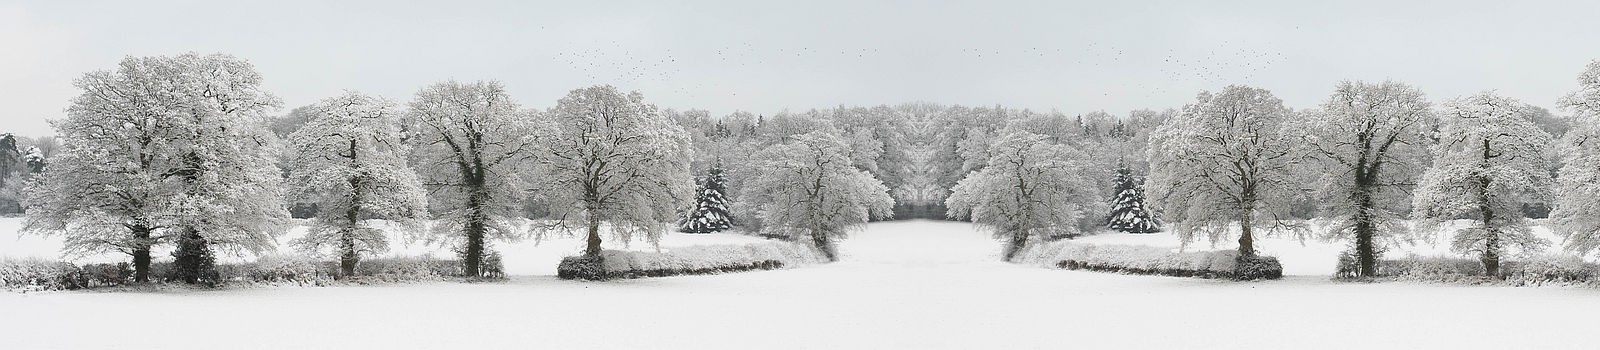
[679,163,733,233]
[747,131,894,261]
[947,130,1101,260]
[529,85,693,258]
[1413,92,1552,277]
[287,92,427,277]
[1147,85,1306,256]
[0,133,21,214]
[1302,81,1436,278]
[26,53,288,284]
[1551,60,1600,257]
[408,80,534,278]
[1106,164,1160,233]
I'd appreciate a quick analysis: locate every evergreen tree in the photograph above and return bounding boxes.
[680,163,734,233]
[1106,165,1161,233]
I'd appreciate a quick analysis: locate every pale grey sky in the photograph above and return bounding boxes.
[2,0,1598,137]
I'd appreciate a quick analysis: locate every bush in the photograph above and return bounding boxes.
[1376,255,1600,286]
[0,259,89,291]
[243,254,336,286]
[80,263,134,287]
[3,255,466,292]
[558,241,826,281]
[1016,240,1281,281]
[357,256,462,282]
[1234,255,1283,281]
[558,255,606,281]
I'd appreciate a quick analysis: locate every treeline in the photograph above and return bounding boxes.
[8,52,1600,284]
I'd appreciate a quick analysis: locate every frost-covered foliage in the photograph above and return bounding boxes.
[1412,92,1553,277]
[529,85,693,257]
[746,131,894,261]
[0,134,23,214]
[1147,85,1307,256]
[1552,60,1600,258]
[286,92,427,277]
[558,241,826,280]
[1302,81,1436,277]
[679,164,733,233]
[1014,240,1281,280]
[26,53,288,283]
[1373,255,1600,286]
[946,130,1102,261]
[1106,164,1160,233]
[407,80,535,277]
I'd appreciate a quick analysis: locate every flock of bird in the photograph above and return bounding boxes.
[545,40,1288,100]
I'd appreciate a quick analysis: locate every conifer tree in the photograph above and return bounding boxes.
[1107,165,1161,233]
[680,163,734,233]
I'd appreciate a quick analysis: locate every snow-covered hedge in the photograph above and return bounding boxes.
[558,241,827,280]
[1015,240,1283,280]
[1371,255,1600,286]
[3,255,463,291]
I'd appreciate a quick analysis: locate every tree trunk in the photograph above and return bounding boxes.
[340,139,361,278]
[1478,138,1501,279]
[1238,209,1256,257]
[463,189,487,278]
[1352,188,1378,277]
[339,228,358,278]
[131,225,152,283]
[1003,228,1029,262]
[585,215,603,258]
[812,229,837,262]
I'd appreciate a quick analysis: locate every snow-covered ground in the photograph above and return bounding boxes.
[3,219,1599,349]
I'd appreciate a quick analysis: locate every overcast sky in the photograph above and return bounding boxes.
[2,0,1598,137]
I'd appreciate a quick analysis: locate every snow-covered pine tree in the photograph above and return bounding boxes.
[1413,92,1552,278]
[1106,165,1161,233]
[680,163,734,233]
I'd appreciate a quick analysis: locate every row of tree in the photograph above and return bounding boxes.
[20,53,897,283]
[14,52,1600,280]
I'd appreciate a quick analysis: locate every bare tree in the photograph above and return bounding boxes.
[1413,92,1552,277]
[1303,81,1436,277]
[529,85,693,258]
[946,130,1100,261]
[745,131,894,261]
[1147,85,1307,256]
[407,80,533,278]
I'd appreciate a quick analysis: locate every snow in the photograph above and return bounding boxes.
[4,219,1599,349]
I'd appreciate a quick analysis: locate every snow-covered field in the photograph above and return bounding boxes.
[3,219,1599,349]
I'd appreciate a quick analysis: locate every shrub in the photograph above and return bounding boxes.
[558,241,826,280]
[1234,255,1283,281]
[0,259,88,291]
[80,263,134,287]
[1375,255,1600,286]
[357,256,462,282]
[1016,240,1281,281]
[244,254,336,286]
[558,255,606,281]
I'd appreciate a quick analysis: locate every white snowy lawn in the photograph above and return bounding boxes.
[4,219,1599,349]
